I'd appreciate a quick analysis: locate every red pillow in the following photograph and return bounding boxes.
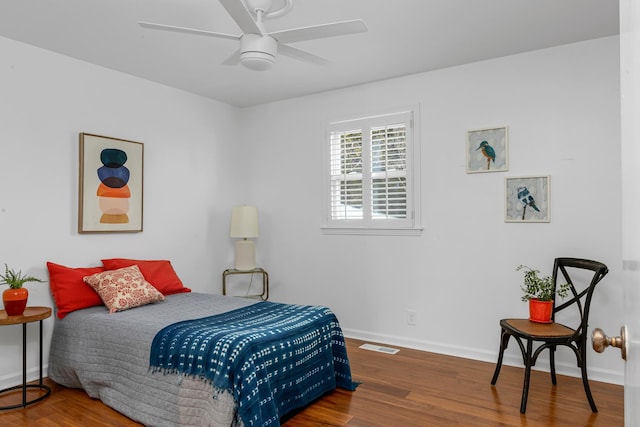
[46,262,105,319]
[100,259,191,295]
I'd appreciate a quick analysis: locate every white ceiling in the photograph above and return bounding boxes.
[0,0,619,108]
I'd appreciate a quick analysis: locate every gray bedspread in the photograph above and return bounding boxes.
[48,292,258,426]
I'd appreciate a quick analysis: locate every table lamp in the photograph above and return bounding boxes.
[230,205,259,270]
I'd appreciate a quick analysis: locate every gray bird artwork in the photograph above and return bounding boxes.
[517,186,539,220]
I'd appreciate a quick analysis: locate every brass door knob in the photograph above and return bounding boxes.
[592,326,628,361]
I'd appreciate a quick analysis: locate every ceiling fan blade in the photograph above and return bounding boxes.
[221,49,241,66]
[269,19,367,44]
[139,21,240,40]
[278,43,330,66]
[218,0,263,35]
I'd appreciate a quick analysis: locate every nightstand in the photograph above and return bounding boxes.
[0,306,52,410]
[222,268,269,300]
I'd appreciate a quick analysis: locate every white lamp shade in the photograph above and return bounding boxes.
[230,205,259,238]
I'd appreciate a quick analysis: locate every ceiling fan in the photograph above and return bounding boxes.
[139,0,368,71]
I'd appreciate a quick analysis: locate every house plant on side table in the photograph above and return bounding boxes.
[1,264,44,316]
[517,264,570,323]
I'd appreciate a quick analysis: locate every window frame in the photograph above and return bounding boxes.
[322,105,422,236]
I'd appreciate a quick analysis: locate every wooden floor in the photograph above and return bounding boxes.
[0,338,623,426]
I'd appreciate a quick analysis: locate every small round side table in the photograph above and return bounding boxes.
[0,306,52,410]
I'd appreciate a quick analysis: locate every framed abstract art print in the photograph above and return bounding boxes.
[78,133,144,233]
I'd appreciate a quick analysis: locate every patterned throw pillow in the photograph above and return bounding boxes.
[83,265,165,313]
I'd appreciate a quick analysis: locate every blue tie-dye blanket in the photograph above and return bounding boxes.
[149,301,356,427]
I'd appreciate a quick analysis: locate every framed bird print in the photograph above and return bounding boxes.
[466,126,508,173]
[505,176,550,223]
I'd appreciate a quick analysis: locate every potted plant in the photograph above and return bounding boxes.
[0,264,44,316]
[516,265,570,323]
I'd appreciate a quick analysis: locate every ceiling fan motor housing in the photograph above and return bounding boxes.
[240,33,277,70]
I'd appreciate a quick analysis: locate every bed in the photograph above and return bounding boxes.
[48,289,356,427]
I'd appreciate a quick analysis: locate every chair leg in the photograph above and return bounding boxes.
[581,364,598,412]
[579,346,598,412]
[491,328,510,385]
[549,346,557,385]
[520,339,534,414]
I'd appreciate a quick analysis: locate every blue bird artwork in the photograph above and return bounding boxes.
[476,140,496,170]
[517,186,540,220]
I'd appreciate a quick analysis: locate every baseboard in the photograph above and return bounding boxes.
[0,365,49,390]
[342,328,624,386]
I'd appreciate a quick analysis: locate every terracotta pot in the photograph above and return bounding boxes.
[2,287,29,316]
[529,298,553,323]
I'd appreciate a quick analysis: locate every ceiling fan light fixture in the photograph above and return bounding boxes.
[240,52,275,70]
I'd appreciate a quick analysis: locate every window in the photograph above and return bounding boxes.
[323,107,421,235]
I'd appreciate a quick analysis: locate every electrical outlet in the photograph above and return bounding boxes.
[406,309,417,326]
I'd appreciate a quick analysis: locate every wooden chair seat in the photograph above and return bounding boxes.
[501,318,575,340]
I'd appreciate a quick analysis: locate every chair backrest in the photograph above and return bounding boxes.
[551,257,608,336]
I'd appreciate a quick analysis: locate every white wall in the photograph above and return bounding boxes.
[240,36,625,384]
[0,36,243,387]
[0,34,625,390]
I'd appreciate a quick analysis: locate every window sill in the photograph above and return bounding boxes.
[321,227,423,236]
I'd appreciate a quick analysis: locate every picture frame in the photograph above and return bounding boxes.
[78,133,144,233]
[505,176,550,223]
[466,126,508,173]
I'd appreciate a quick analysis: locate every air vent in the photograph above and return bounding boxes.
[359,343,399,354]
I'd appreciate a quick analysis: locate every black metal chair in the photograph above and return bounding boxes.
[490,257,608,413]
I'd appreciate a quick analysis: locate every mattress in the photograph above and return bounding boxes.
[48,292,354,427]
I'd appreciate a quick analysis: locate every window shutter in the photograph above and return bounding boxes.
[371,123,407,219]
[330,129,363,220]
[324,107,421,235]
